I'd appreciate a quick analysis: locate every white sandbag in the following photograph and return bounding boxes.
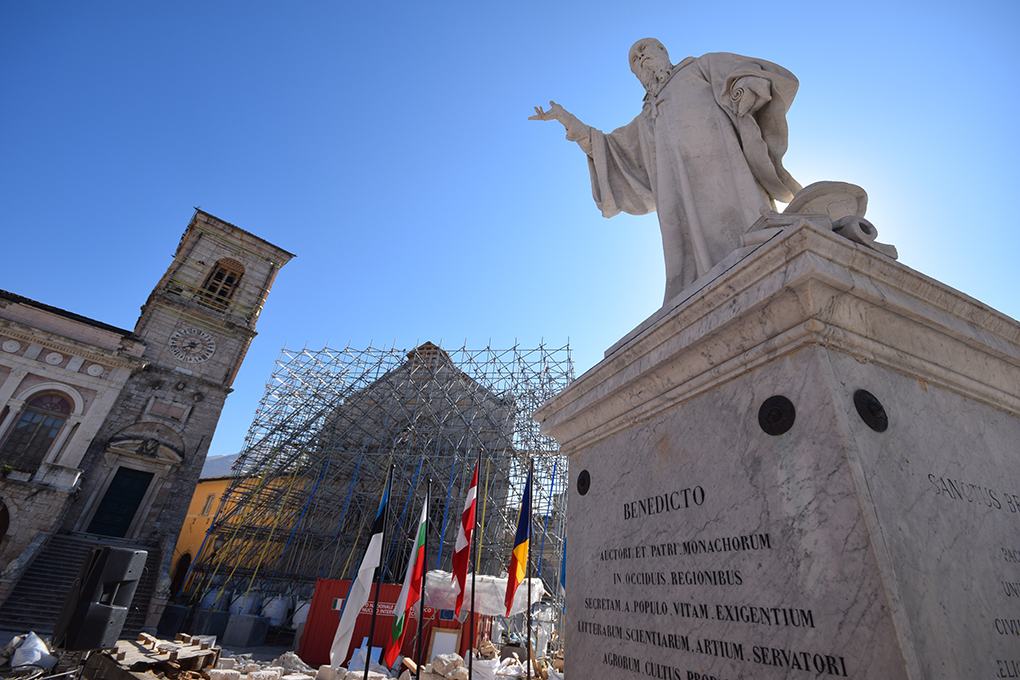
[470,657,499,680]
[11,632,57,670]
[495,657,525,678]
[423,571,544,618]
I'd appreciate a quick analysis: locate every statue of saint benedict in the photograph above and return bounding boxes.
[532,39,802,303]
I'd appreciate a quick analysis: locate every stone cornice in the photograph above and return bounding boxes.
[0,320,149,373]
[536,221,1020,451]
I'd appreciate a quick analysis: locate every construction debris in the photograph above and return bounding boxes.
[3,633,57,671]
[52,630,552,680]
[394,652,463,680]
[79,633,218,680]
[475,641,498,661]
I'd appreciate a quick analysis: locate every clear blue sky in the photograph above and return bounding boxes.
[2,1,1017,459]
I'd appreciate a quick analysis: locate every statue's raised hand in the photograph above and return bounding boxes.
[529,101,568,122]
[530,101,590,146]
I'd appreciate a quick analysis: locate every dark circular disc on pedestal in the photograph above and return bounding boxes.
[759,395,796,436]
[577,469,591,496]
[854,389,888,432]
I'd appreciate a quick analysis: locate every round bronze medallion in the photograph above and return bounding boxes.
[759,395,796,436]
[577,469,591,496]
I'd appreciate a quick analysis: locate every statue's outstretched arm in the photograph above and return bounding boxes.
[530,101,592,153]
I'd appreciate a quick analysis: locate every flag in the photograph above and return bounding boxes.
[383,491,428,668]
[450,462,478,616]
[559,539,566,599]
[504,467,531,616]
[329,480,390,669]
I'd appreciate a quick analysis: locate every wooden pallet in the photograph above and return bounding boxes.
[82,632,221,680]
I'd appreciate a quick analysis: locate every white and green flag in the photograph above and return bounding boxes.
[383,491,428,668]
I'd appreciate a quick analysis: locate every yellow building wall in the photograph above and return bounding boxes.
[171,472,319,603]
[171,475,232,583]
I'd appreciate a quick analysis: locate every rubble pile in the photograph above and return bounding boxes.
[1,632,559,680]
[475,642,498,661]
[308,658,387,680]
[392,653,463,680]
[388,652,531,680]
[209,651,318,680]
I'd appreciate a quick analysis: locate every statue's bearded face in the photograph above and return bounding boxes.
[629,40,671,94]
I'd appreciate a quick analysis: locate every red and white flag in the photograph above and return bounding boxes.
[450,462,478,616]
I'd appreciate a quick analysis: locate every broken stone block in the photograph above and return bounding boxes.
[208,670,242,680]
[275,652,314,673]
[431,654,464,677]
[248,670,280,680]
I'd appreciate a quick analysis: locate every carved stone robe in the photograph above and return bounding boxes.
[574,52,802,303]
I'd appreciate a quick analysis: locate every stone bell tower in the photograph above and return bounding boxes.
[65,209,293,625]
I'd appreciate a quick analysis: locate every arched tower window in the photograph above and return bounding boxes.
[0,393,71,473]
[199,258,244,310]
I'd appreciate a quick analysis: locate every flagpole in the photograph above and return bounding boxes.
[415,478,430,680]
[365,464,394,680]
[468,447,481,680]
[526,458,533,680]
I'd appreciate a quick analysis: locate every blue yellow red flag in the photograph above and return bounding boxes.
[504,467,532,616]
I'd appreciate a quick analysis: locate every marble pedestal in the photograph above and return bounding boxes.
[536,221,1020,679]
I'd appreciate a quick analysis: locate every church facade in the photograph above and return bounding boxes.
[0,210,292,631]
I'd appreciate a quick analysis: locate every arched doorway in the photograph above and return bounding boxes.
[170,553,191,602]
[0,500,9,540]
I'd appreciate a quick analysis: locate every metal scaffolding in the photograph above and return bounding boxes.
[184,341,573,620]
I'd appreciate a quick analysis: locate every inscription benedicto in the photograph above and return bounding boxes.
[623,486,705,520]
